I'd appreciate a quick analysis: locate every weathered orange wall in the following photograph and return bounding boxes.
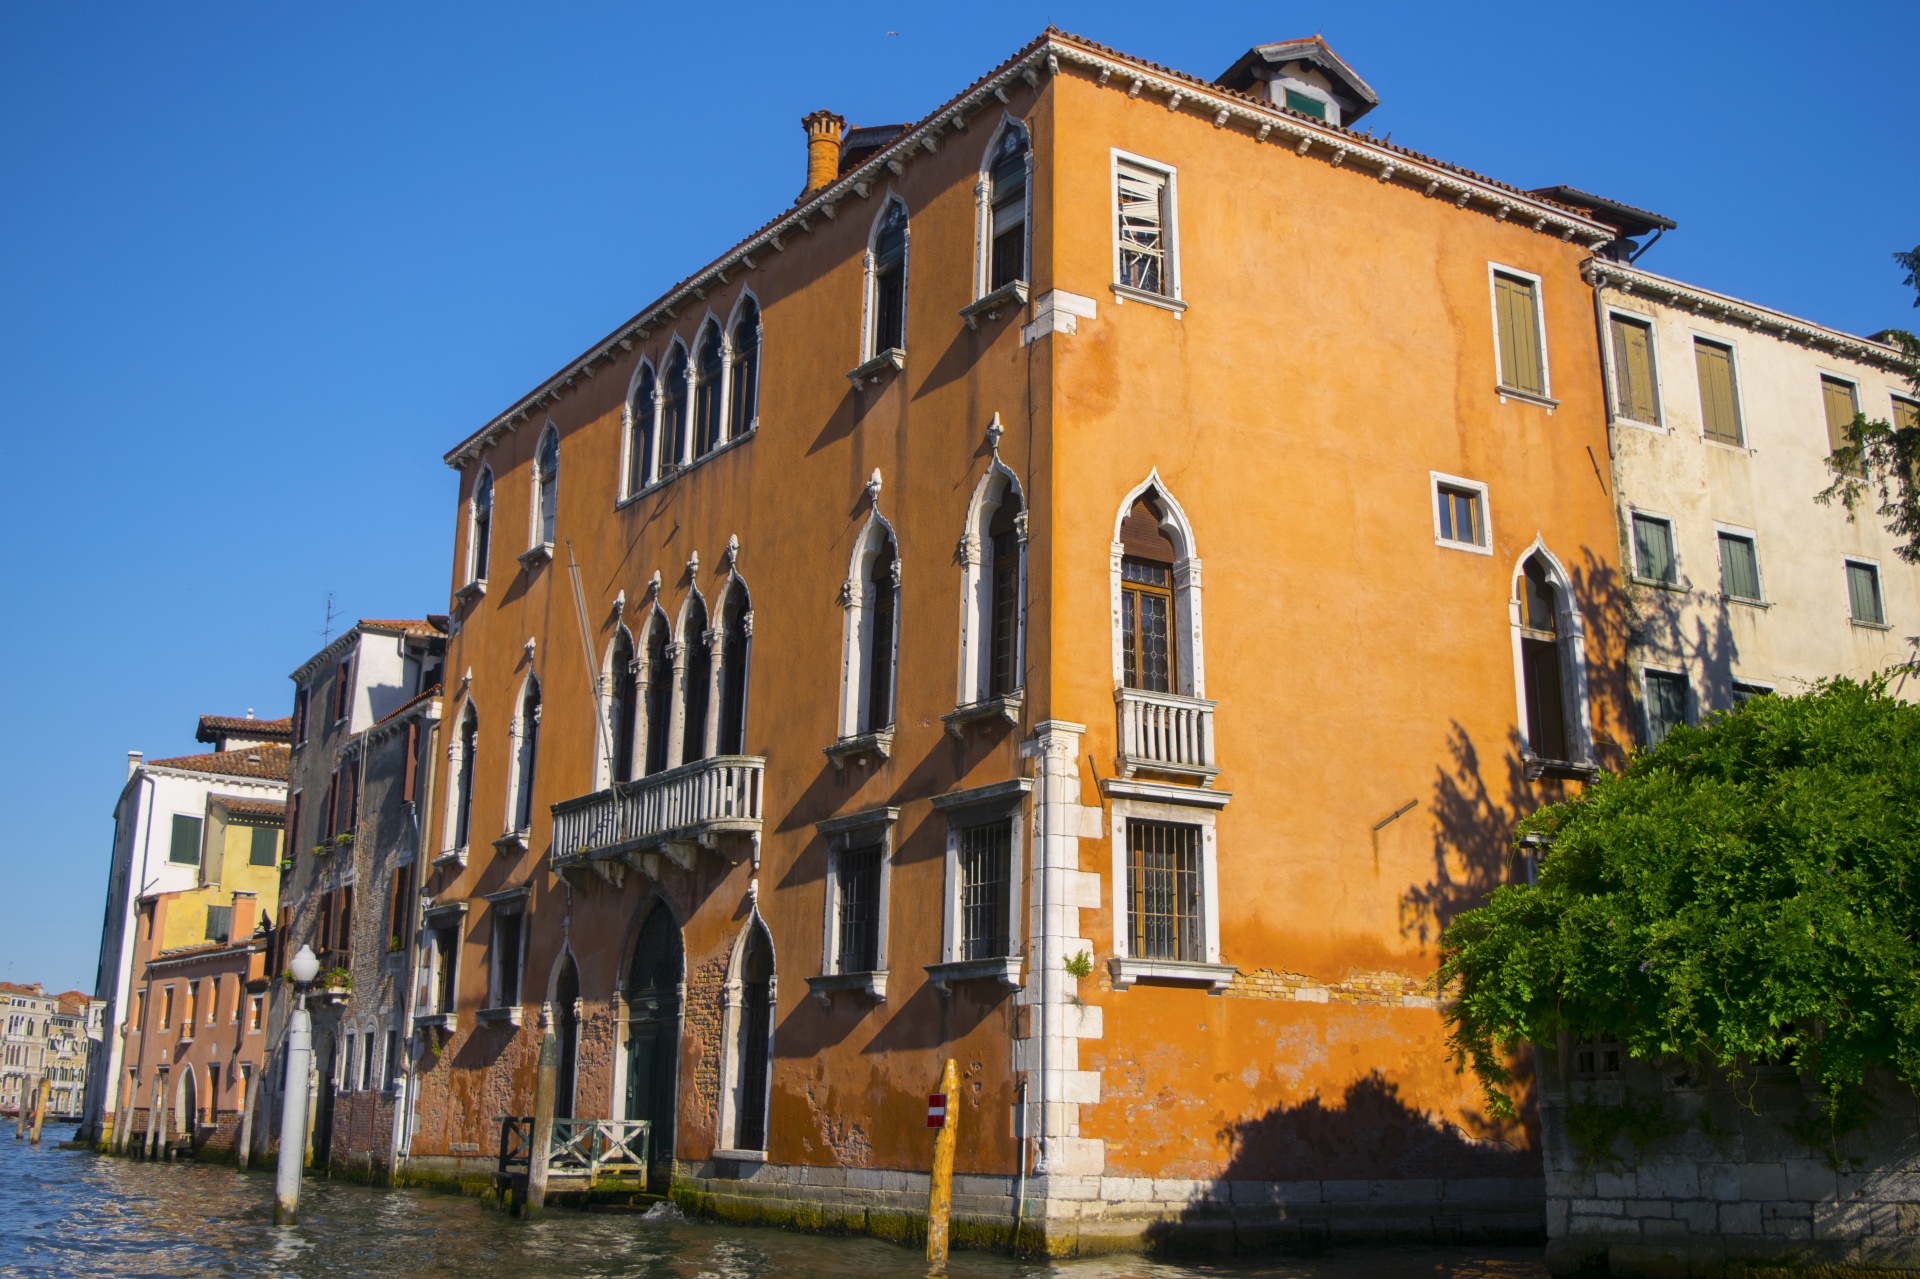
[1043,65,1626,1178]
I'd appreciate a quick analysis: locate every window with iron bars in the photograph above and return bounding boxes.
[835,843,884,973]
[959,820,1012,960]
[1127,819,1203,961]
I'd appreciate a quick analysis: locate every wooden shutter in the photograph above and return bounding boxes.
[402,722,420,804]
[1895,398,1920,435]
[1609,315,1657,423]
[1494,273,1545,395]
[1695,340,1741,444]
[1821,377,1859,454]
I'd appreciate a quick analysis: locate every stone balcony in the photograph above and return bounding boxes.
[551,755,764,887]
[1115,688,1218,785]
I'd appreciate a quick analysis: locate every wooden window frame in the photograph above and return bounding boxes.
[1487,262,1553,404]
[1844,557,1888,629]
[1430,472,1492,554]
[1641,665,1690,746]
[1629,509,1680,587]
[1713,523,1766,605]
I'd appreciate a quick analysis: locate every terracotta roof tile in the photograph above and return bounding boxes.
[146,743,291,782]
[211,795,288,821]
[197,714,294,745]
[360,618,447,639]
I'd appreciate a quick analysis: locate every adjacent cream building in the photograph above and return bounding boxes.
[1589,258,1917,740]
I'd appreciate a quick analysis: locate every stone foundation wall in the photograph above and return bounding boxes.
[1541,1050,1920,1276]
[674,1158,1543,1257]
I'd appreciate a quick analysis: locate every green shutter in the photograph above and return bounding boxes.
[1610,315,1657,423]
[1495,274,1545,396]
[169,814,203,865]
[1632,514,1675,584]
[1695,341,1741,444]
[1718,533,1761,601]
[1847,562,1884,625]
[1645,671,1688,745]
[249,826,279,867]
[1283,89,1327,120]
[1822,377,1859,455]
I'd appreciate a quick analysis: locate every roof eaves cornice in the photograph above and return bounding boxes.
[442,29,1617,471]
[289,626,363,684]
[1587,259,1912,373]
[139,764,289,790]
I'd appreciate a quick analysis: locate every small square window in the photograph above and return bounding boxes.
[1717,532,1762,602]
[1435,483,1486,548]
[1283,89,1326,120]
[1632,513,1677,585]
[1846,561,1885,626]
[1644,669,1688,745]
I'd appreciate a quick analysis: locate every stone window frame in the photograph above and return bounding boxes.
[927,779,1031,993]
[949,446,1028,726]
[1508,539,1598,777]
[480,887,530,1027]
[714,913,777,1163]
[1104,779,1233,990]
[418,901,468,1027]
[1430,470,1493,556]
[1108,471,1206,698]
[807,807,899,1004]
[1600,304,1667,433]
[1487,260,1556,408]
[971,112,1033,306]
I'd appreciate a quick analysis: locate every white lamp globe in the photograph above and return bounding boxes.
[289,944,321,986]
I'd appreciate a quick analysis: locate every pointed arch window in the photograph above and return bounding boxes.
[866,540,897,735]
[608,629,637,786]
[623,904,681,1178]
[660,347,689,472]
[1119,496,1179,693]
[449,703,478,853]
[953,464,1026,720]
[719,920,774,1155]
[532,428,559,549]
[693,323,725,458]
[468,468,494,585]
[718,583,752,756]
[553,954,579,1120]
[1510,549,1594,775]
[987,124,1029,293]
[643,614,672,776]
[680,594,712,765]
[627,366,657,495]
[728,299,760,436]
[511,678,541,834]
[868,200,909,359]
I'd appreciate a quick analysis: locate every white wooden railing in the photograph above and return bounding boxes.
[498,1117,650,1178]
[1115,689,1218,783]
[552,755,764,861]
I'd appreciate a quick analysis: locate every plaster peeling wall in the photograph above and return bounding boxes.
[684,950,730,1132]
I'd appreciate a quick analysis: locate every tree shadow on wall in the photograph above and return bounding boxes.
[1400,722,1535,950]
[1215,1069,1537,1183]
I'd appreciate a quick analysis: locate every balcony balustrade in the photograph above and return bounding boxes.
[1115,688,1219,785]
[551,755,764,885]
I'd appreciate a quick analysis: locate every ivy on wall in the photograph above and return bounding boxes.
[1439,678,1920,1147]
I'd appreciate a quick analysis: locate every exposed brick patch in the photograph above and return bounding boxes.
[684,950,730,1130]
[1227,967,1435,1009]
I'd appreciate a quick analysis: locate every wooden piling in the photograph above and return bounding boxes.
[146,1076,165,1160]
[235,1065,256,1170]
[925,1057,959,1270]
[30,1076,50,1144]
[525,1011,560,1215]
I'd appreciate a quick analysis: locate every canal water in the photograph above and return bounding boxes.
[1,1125,1547,1279]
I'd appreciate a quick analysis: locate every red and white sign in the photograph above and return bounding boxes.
[926,1093,948,1129]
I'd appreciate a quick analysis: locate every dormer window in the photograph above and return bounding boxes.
[1214,37,1379,131]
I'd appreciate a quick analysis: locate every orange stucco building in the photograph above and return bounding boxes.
[389,29,1632,1251]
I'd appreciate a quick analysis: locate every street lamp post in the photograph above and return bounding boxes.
[274,945,320,1225]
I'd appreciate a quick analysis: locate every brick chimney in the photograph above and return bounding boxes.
[800,110,846,199]
[127,750,143,779]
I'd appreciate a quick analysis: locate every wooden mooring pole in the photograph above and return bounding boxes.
[30,1076,50,1145]
[925,1057,959,1270]
[525,1007,559,1215]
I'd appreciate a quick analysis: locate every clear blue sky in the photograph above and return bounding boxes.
[2,2,1914,993]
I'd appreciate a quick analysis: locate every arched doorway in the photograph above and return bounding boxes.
[624,904,681,1189]
[177,1066,198,1150]
[554,954,579,1120]
[733,921,774,1152]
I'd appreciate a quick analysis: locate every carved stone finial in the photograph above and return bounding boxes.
[866,468,883,503]
[986,412,1004,452]
[648,569,662,597]
[524,637,537,659]
[723,534,740,572]
[612,589,626,617]
[687,550,699,579]
[461,667,472,687]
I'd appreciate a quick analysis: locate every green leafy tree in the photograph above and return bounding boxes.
[1439,678,1920,1139]
[1819,247,1920,563]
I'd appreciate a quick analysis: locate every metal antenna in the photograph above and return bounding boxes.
[320,592,340,645]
